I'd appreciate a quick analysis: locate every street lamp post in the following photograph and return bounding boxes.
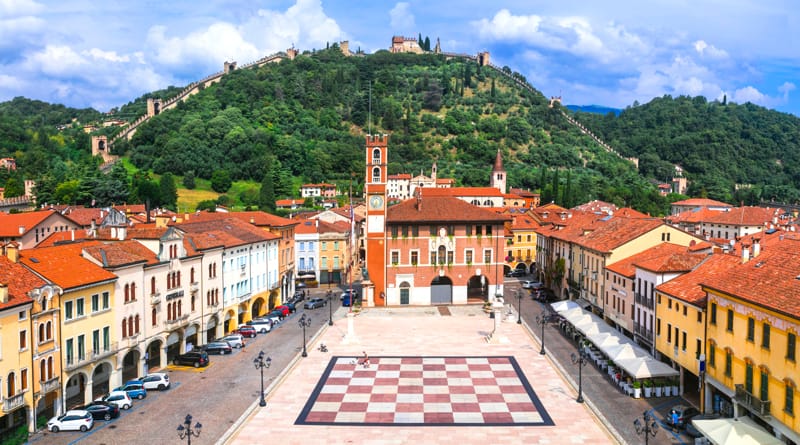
[327,290,333,326]
[253,351,272,407]
[570,349,589,403]
[535,312,551,355]
[516,289,522,324]
[177,414,202,445]
[298,313,312,357]
[633,410,659,445]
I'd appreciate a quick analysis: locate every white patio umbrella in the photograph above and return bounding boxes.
[587,332,622,349]
[614,357,678,378]
[691,418,782,445]
[604,344,646,362]
[550,300,580,312]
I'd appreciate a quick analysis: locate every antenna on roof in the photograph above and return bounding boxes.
[368,80,372,135]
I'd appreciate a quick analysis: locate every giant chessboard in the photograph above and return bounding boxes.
[295,356,554,426]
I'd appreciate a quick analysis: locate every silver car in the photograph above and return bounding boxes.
[220,334,244,348]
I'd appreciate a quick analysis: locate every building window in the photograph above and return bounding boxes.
[411,225,419,237]
[747,317,755,341]
[411,251,418,265]
[437,246,446,265]
[786,383,795,416]
[19,330,27,350]
[725,350,732,377]
[762,324,770,349]
[760,370,769,402]
[151,277,157,295]
[682,331,687,351]
[709,344,716,368]
[92,294,99,312]
[466,225,472,236]
[64,301,73,320]
[710,303,717,325]
[697,310,702,323]
[726,309,734,332]
[20,369,27,392]
[391,251,399,265]
[465,249,473,264]
[788,333,797,362]
[696,339,701,359]
[483,249,492,264]
[745,363,753,393]
[667,323,672,343]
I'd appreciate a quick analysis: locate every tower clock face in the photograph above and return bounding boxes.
[370,195,384,209]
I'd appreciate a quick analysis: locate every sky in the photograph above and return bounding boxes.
[1,0,798,116]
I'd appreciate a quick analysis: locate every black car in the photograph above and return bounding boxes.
[201,341,232,355]
[172,351,210,368]
[534,288,558,303]
[81,401,120,421]
[285,302,297,313]
[506,269,526,277]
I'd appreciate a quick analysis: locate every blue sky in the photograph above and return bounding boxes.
[1,0,798,116]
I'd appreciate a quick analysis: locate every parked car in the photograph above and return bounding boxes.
[96,390,132,410]
[292,291,305,302]
[304,297,326,309]
[130,372,170,391]
[113,382,147,400]
[219,334,244,348]
[261,312,282,324]
[505,269,526,277]
[81,401,120,421]
[47,410,94,432]
[284,302,297,313]
[273,305,290,317]
[237,325,257,338]
[342,290,361,307]
[247,318,273,333]
[340,289,358,301]
[669,405,700,429]
[172,351,210,368]
[521,280,543,289]
[202,341,233,355]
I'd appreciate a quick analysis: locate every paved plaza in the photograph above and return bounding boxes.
[225,306,618,445]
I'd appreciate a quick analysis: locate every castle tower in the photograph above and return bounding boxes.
[478,51,490,66]
[434,38,441,54]
[365,134,389,307]
[490,149,506,194]
[339,40,351,56]
[224,61,237,73]
[146,98,162,117]
[286,47,298,60]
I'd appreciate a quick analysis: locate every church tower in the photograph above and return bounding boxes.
[431,160,437,182]
[364,134,389,307]
[490,149,506,194]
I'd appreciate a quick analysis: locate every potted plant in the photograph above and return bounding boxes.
[643,379,653,398]
[664,380,672,397]
[671,377,679,395]
[654,378,663,397]
[632,381,642,398]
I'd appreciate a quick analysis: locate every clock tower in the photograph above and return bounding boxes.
[364,134,388,306]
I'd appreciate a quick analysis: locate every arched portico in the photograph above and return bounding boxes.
[205,315,220,343]
[185,323,200,349]
[238,303,248,325]
[146,339,163,372]
[64,372,87,410]
[165,330,183,363]
[91,362,113,400]
[121,349,141,382]
[467,274,489,302]
[224,309,236,334]
[251,296,267,319]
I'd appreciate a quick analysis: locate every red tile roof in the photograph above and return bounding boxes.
[704,206,781,226]
[420,187,504,197]
[82,240,157,268]
[175,217,279,246]
[388,174,411,180]
[61,207,105,227]
[702,237,800,318]
[672,198,731,207]
[656,254,741,306]
[606,243,704,277]
[0,210,58,237]
[509,188,539,198]
[20,242,118,290]
[572,200,618,213]
[0,256,41,310]
[224,211,299,228]
[388,196,510,224]
[550,215,665,253]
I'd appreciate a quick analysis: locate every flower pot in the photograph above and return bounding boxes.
[654,386,663,397]
[633,387,642,398]
[672,385,679,395]
[664,386,672,397]
[644,387,652,398]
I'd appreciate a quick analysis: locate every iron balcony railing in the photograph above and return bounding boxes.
[735,384,771,417]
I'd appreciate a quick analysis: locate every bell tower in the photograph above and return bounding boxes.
[364,134,388,307]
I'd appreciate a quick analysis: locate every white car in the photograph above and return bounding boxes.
[522,281,544,289]
[137,372,170,391]
[47,409,94,433]
[220,334,244,348]
[97,390,132,410]
[247,318,273,333]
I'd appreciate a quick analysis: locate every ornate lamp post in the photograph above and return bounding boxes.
[535,311,551,355]
[516,289,522,324]
[177,414,201,445]
[633,410,659,445]
[253,351,272,407]
[298,313,312,357]
[570,350,589,403]
[326,290,333,326]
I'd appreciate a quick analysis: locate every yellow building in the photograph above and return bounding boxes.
[0,245,37,435]
[654,254,739,405]
[702,237,800,444]
[319,220,352,287]
[20,242,119,410]
[504,210,539,274]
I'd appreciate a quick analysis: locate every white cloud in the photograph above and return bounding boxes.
[0,73,24,90]
[24,45,87,76]
[147,22,260,69]
[778,82,796,101]
[693,40,728,59]
[731,86,766,104]
[389,2,415,31]
[84,48,130,63]
[0,0,43,16]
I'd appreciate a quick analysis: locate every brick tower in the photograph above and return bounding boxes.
[364,134,389,307]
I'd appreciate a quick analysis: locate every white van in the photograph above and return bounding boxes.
[246,318,273,333]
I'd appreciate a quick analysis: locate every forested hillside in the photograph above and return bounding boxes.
[5,46,800,215]
[573,96,800,204]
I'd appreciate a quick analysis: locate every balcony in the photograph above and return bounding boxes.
[40,377,60,394]
[3,392,26,412]
[634,292,654,309]
[190,282,199,292]
[735,384,771,417]
[164,314,190,327]
[91,342,118,361]
[150,294,160,305]
[634,323,653,341]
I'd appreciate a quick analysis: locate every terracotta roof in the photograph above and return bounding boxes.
[175,217,279,246]
[387,196,510,224]
[0,256,41,310]
[435,178,454,185]
[615,207,650,218]
[510,214,541,230]
[702,237,800,318]
[388,174,411,180]
[224,211,299,228]
[509,188,539,198]
[184,232,226,251]
[61,207,105,227]
[420,187,504,198]
[704,206,781,226]
[114,204,147,214]
[0,210,57,237]
[301,183,335,188]
[82,240,156,268]
[550,215,665,253]
[672,198,731,207]
[606,243,703,277]
[492,149,503,172]
[656,254,741,306]
[20,242,118,290]
[667,207,725,224]
[276,199,304,206]
[572,200,618,213]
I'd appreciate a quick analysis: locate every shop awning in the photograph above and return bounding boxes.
[692,417,782,445]
[614,357,679,379]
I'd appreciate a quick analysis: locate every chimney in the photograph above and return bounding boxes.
[18,225,25,234]
[742,243,750,263]
[250,217,255,224]
[752,237,761,257]
[6,243,19,263]
[118,226,126,240]
[0,283,8,303]
[111,227,117,238]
